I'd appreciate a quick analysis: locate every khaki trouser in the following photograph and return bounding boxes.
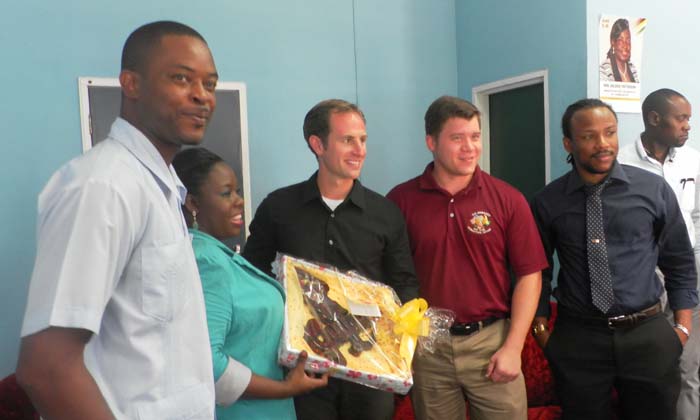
[411,319,527,420]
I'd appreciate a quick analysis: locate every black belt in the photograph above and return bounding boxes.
[449,317,502,336]
[560,302,662,329]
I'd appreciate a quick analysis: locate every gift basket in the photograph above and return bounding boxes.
[276,254,453,394]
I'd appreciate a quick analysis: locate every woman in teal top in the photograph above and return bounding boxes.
[173,148,327,420]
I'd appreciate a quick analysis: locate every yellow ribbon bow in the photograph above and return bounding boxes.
[392,298,430,366]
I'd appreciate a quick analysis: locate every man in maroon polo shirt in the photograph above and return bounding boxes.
[387,95,547,420]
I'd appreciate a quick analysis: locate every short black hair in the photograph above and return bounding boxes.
[172,147,224,196]
[562,99,617,165]
[302,99,365,156]
[121,21,206,73]
[561,98,617,139]
[642,88,687,128]
[424,96,480,138]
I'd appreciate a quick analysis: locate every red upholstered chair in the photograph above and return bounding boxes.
[520,303,561,419]
[0,374,39,420]
[393,302,562,420]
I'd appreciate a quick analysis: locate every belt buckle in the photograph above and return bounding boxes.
[450,323,468,335]
[451,321,481,336]
[607,314,626,329]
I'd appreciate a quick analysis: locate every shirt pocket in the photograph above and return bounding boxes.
[141,236,190,322]
[135,381,213,420]
[679,180,696,211]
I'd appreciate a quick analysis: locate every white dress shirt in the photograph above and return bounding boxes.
[22,118,215,419]
[618,135,700,252]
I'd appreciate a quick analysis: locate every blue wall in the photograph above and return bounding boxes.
[586,0,700,148]
[0,0,457,377]
[7,0,691,391]
[455,0,588,180]
[355,1,457,189]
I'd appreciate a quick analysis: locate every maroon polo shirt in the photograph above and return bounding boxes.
[387,163,548,323]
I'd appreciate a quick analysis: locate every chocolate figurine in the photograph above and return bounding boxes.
[296,267,375,365]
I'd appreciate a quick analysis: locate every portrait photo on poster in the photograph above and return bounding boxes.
[598,15,647,113]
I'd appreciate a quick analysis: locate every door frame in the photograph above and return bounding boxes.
[472,69,551,183]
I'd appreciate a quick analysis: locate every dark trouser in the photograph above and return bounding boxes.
[545,311,682,420]
[294,377,394,420]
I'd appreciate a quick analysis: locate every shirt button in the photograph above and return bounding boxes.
[450,198,454,203]
[329,239,334,246]
[330,213,335,218]
[449,213,455,218]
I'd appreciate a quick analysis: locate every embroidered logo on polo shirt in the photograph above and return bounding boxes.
[467,211,492,234]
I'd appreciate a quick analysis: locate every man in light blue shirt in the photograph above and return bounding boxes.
[17,21,219,419]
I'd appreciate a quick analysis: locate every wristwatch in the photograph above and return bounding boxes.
[674,323,690,338]
[532,323,549,336]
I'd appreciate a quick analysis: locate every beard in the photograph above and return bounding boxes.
[577,160,614,175]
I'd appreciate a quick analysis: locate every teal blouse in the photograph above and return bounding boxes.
[191,229,294,420]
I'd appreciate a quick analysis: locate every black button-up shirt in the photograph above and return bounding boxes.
[243,172,419,303]
[532,162,698,318]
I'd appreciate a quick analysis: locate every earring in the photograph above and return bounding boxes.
[612,47,615,55]
[192,210,199,230]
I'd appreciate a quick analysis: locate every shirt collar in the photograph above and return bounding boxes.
[635,134,677,163]
[108,117,187,203]
[191,228,235,257]
[565,160,629,195]
[417,162,483,195]
[301,171,366,210]
[190,229,285,294]
[669,147,678,160]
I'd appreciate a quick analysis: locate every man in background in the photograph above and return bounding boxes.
[618,88,699,420]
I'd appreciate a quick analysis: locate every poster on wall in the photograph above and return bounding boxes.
[598,15,647,113]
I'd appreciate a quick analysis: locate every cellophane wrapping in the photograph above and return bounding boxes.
[276,253,413,394]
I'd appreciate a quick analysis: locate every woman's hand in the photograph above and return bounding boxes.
[284,351,329,396]
[242,351,329,400]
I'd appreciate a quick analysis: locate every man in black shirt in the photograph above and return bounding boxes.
[530,98,698,420]
[243,99,418,420]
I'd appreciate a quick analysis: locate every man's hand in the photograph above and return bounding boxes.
[486,345,521,383]
[673,309,692,348]
[532,316,550,349]
[16,327,115,420]
[674,326,690,347]
[484,271,541,383]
